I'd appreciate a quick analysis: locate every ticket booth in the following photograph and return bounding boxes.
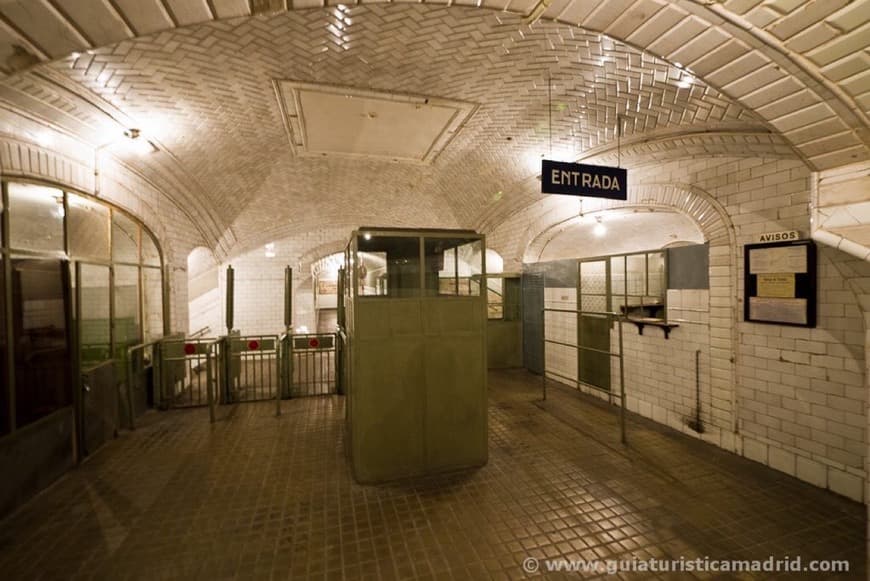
[342,228,488,483]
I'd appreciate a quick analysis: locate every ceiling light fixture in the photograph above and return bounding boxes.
[594,217,606,237]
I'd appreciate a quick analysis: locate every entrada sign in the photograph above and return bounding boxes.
[541,160,627,200]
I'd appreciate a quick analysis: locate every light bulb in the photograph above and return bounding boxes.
[594,221,606,237]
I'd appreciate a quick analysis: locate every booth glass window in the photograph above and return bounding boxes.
[357,235,420,297]
[143,267,163,342]
[68,194,110,260]
[112,211,139,264]
[610,250,667,318]
[142,231,161,266]
[113,265,140,357]
[12,258,72,427]
[1,179,166,435]
[488,276,520,320]
[424,237,482,296]
[8,183,65,253]
[78,264,111,366]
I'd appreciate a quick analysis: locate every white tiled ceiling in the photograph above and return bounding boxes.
[0,2,864,258]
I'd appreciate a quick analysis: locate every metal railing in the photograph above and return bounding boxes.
[287,333,338,397]
[124,340,161,429]
[226,334,279,403]
[542,308,627,443]
[152,330,342,422]
[160,336,216,408]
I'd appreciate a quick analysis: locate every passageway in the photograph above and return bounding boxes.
[0,370,863,580]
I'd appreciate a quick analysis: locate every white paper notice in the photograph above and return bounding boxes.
[748,297,807,325]
[749,245,807,274]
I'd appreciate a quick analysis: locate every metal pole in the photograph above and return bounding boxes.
[541,308,547,401]
[618,315,626,444]
[276,337,282,417]
[125,348,136,430]
[284,266,292,331]
[207,343,215,423]
[225,265,234,334]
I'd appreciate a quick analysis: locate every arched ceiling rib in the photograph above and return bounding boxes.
[0,0,865,170]
[0,5,784,257]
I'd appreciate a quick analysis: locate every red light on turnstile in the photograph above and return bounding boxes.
[248,340,260,350]
[308,338,320,348]
[184,343,196,355]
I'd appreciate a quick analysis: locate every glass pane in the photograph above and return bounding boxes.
[647,252,665,298]
[487,277,503,319]
[626,254,646,296]
[12,258,72,428]
[143,267,163,342]
[502,277,521,321]
[142,230,161,266]
[114,265,141,356]
[0,257,7,436]
[424,237,482,297]
[8,183,65,252]
[112,211,139,263]
[580,260,607,295]
[78,264,111,366]
[68,194,110,260]
[357,235,420,297]
[610,256,625,295]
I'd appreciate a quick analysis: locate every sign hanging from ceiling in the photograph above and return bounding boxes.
[541,160,627,200]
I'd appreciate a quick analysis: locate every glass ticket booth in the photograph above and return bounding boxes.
[342,228,488,483]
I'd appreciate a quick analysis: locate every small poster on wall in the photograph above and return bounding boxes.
[744,239,816,327]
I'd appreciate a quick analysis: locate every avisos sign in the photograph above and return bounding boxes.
[541,159,627,200]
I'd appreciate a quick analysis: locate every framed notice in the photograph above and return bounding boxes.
[744,239,816,327]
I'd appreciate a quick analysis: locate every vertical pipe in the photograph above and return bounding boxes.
[207,343,215,423]
[2,183,16,432]
[275,337,281,416]
[541,308,547,401]
[284,267,293,331]
[695,349,702,432]
[125,348,136,430]
[618,316,626,444]
[225,265,234,334]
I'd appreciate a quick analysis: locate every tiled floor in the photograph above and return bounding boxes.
[0,370,865,580]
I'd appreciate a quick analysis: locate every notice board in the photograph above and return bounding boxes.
[744,239,816,327]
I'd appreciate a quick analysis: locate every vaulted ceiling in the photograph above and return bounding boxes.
[0,1,866,260]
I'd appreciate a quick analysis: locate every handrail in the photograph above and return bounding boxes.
[188,326,211,339]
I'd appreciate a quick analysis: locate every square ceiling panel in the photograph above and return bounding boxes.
[276,81,478,164]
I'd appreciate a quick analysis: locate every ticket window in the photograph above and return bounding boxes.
[356,235,420,298]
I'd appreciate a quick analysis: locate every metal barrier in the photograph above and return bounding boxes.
[154,331,340,421]
[226,334,279,403]
[542,308,628,443]
[124,340,160,428]
[205,337,226,422]
[288,333,337,397]
[160,336,217,408]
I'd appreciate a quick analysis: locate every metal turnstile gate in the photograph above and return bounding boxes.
[226,335,279,402]
[161,337,221,408]
[285,333,337,397]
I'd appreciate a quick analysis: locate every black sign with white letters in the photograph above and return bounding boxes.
[541,160,627,200]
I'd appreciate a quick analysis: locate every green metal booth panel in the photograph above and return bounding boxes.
[344,229,488,483]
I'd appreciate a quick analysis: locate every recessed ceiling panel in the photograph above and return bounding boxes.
[278,81,478,164]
